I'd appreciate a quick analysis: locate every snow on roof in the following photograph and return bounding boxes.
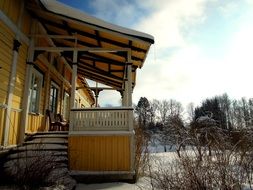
[40,0,154,44]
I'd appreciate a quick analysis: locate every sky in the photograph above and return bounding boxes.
[59,0,253,108]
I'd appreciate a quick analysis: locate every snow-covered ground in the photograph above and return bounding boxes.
[76,181,139,190]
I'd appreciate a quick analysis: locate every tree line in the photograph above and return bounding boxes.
[135,93,253,131]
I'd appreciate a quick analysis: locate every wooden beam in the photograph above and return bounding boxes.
[37,25,144,63]
[62,20,73,35]
[78,61,124,80]
[55,38,144,63]
[95,30,102,47]
[79,54,125,66]
[36,17,147,53]
[77,66,121,82]
[34,46,130,53]
[77,70,122,89]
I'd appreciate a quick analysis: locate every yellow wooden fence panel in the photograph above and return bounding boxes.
[69,136,131,171]
[7,109,21,145]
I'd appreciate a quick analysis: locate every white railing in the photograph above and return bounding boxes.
[70,107,133,131]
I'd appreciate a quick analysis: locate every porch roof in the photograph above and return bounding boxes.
[26,0,154,90]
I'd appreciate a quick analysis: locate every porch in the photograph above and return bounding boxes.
[22,0,153,180]
[68,107,134,175]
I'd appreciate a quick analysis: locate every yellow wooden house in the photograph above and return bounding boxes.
[0,0,154,179]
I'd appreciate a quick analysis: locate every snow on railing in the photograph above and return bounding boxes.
[70,107,133,131]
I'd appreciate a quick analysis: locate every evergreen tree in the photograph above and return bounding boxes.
[194,97,227,128]
[135,97,152,128]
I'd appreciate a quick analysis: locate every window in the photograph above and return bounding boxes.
[63,92,70,120]
[49,81,59,114]
[29,68,43,113]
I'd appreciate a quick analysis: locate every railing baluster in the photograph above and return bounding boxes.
[70,108,133,131]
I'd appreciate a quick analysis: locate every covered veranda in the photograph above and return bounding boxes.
[25,0,154,177]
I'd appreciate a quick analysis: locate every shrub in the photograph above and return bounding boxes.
[146,128,253,190]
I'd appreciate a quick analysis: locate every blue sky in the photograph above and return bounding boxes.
[58,0,253,108]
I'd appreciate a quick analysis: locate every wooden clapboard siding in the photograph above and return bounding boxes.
[0,0,22,25]
[21,9,32,35]
[69,136,131,171]
[0,107,6,144]
[0,0,31,35]
[0,21,14,104]
[12,43,28,109]
[27,114,45,132]
[7,109,21,145]
[76,80,93,107]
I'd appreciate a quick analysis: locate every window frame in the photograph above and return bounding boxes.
[29,68,43,114]
[63,91,70,120]
[49,81,60,115]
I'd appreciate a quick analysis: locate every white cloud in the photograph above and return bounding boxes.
[221,22,253,99]
[134,45,223,107]
[83,0,253,108]
[136,0,208,50]
[218,1,238,17]
[89,0,152,27]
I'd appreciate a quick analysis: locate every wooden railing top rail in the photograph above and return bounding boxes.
[71,107,133,111]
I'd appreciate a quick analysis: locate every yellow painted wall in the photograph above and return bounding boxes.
[0,0,31,35]
[69,136,131,171]
[0,21,14,105]
[0,0,94,146]
[27,114,45,132]
[76,80,94,108]
[8,110,21,145]
[0,0,22,26]
[12,43,28,109]
[1,2,30,144]
[0,0,31,145]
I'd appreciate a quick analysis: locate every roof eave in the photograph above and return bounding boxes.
[39,0,154,44]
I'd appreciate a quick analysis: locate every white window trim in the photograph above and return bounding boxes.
[50,81,60,114]
[63,91,70,120]
[29,68,43,114]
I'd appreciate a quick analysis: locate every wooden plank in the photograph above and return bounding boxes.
[0,43,13,60]
[69,136,131,171]
[8,109,21,145]
[0,0,4,9]
[0,21,15,40]
[26,114,45,133]
[21,11,31,35]
[0,88,7,103]
[2,0,10,16]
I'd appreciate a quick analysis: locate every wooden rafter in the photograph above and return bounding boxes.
[95,30,102,47]
[78,70,122,89]
[78,60,124,81]
[62,20,73,35]
[35,16,147,53]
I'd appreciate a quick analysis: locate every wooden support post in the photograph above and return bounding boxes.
[126,50,135,176]
[43,66,50,130]
[3,2,25,145]
[69,50,77,131]
[19,19,36,144]
[70,51,77,109]
[127,63,132,107]
[4,39,22,146]
[19,62,34,144]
